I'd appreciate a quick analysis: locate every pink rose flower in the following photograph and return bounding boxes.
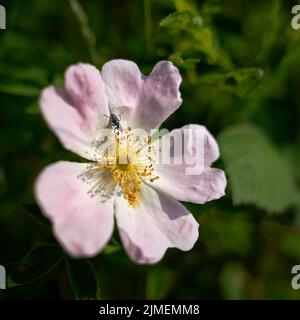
[35,60,226,264]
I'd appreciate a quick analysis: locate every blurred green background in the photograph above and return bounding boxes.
[1,0,300,299]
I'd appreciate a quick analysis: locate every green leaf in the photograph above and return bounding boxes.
[23,203,51,228]
[173,0,199,16]
[7,244,63,288]
[200,68,264,99]
[169,53,200,70]
[160,11,193,29]
[219,124,298,213]
[194,27,212,50]
[146,265,172,300]
[67,258,101,300]
[160,10,203,31]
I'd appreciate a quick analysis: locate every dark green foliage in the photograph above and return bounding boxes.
[7,244,63,288]
[67,258,101,300]
[1,0,300,299]
[23,203,51,228]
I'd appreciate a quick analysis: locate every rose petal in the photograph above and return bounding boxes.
[159,124,220,166]
[35,161,114,258]
[65,63,109,133]
[101,59,143,111]
[101,59,182,129]
[149,124,226,204]
[40,63,109,159]
[115,184,199,264]
[152,166,226,204]
[40,87,92,159]
[136,61,182,129]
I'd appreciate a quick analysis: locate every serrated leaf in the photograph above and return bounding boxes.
[67,258,101,300]
[23,203,51,228]
[219,124,298,213]
[169,53,200,70]
[7,244,63,288]
[160,10,203,31]
[200,68,264,99]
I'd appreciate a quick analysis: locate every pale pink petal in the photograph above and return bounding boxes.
[101,60,143,110]
[101,59,182,129]
[161,124,220,166]
[151,124,226,204]
[40,87,93,159]
[152,167,226,204]
[65,63,109,134]
[40,63,109,159]
[115,185,199,264]
[35,161,114,258]
[136,61,182,129]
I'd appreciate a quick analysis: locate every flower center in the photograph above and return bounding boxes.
[79,128,159,207]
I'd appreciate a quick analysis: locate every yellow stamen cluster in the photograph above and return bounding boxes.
[80,128,159,207]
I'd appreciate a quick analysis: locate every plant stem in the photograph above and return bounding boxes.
[144,0,153,56]
[68,0,99,65]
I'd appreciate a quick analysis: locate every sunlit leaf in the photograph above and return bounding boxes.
[169,53,200,70]
[160,9,229,68]
[173,0,199,16]
[200,68,264,99]
[219,124,298,213]
[159,11,193,29]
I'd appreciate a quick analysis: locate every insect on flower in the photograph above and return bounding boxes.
[103,111,123,133]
